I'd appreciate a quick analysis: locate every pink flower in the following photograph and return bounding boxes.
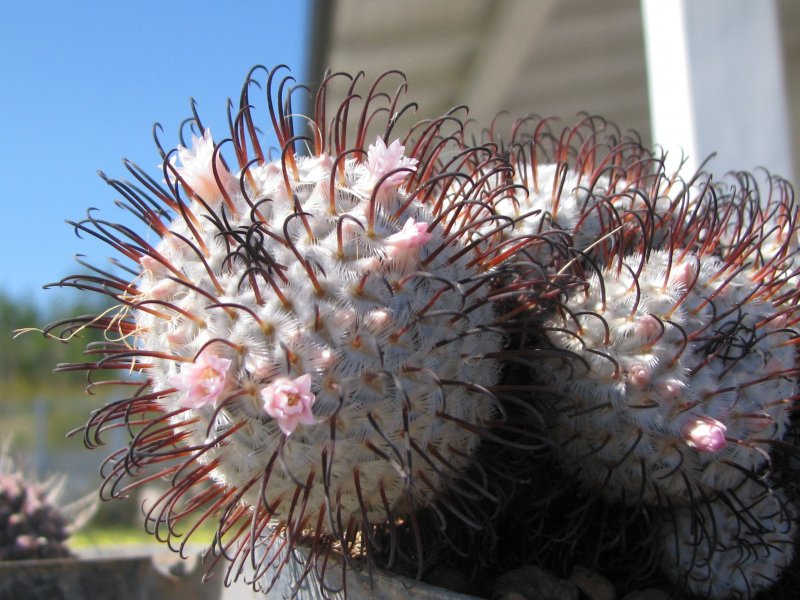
[170,129,231,202]
[262,374,317,436]
[685,417,728,452]
[171,351,232,409]
[386,218,432,251]
[365,136,418,187]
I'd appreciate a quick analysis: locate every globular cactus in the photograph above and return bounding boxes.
[481,116,658,268]
[0,448,94,561]
[484,116,799,501]
[657,478,797,599]
[533,246,797,506]
[43,68,519,590]
[476,115,800,597]
[39,66,800,599]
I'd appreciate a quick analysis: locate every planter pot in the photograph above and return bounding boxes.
[258,538,482,600]
[0,553,222,600]
[0,544,481,600]
[269,563,483,600]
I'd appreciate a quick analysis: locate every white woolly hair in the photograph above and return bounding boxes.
[535,248,796,505]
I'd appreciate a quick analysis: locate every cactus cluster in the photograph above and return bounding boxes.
[0,448,93,561]
[488,118,800,598]
[41,68,800,599]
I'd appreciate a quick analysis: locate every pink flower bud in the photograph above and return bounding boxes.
[364,136,418,187]
[686,418,728,453]
[171,351,232,409]
[634,315,663,344]
[669,260,696,289]
[386,218,432,252]
[262,374,317,436]
[170,129,232,202]
[138,255,164,273]
[146,279,178,300]
[627,363,651,389]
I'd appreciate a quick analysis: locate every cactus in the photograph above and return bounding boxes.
[43,68,522,590]
[492,160,629,268]
[455,113,798,597]
[657,478,797,599]
[0,446,95,561]
[486,116,800,597]
[39,68,800,599]
[532,246,796,506]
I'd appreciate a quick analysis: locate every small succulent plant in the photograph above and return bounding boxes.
[0,444,95,561]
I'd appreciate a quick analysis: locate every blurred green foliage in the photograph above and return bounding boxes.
[0,289,111,398]
[0,289,117,451]
[1,288,155,530]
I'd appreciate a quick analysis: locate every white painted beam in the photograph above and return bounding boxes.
[641,0,794,181]
[459,0,557,121]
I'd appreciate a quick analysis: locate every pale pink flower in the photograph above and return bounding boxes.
[686,418,728,452]
[386,218,432,251]
[364,136,418,187]
[146,278,178,300]
[262,374,317,436]
[170,129,231,202]
[171,351,232,409]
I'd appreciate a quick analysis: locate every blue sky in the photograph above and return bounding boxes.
[0,0,310,311]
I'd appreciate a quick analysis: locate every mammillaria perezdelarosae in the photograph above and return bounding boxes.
[485,115,800,597]
[43,67,526,590]
[40,66,800,599]
[657,478,797,599]
[534,245,797,505]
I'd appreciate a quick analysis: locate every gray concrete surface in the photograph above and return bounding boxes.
[77,544,261,600]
